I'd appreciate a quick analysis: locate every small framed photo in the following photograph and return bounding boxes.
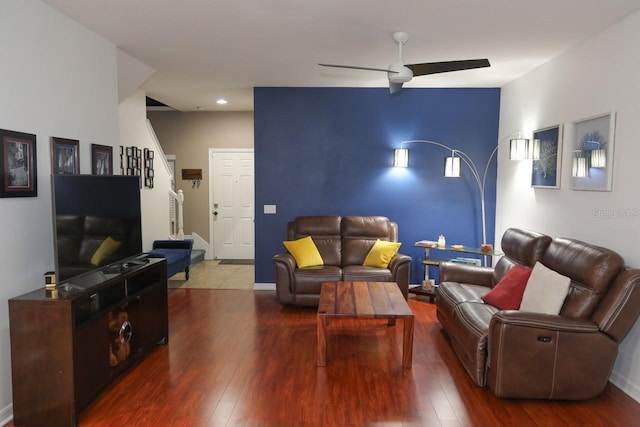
[126,147,133,156]
[1,128,38,198]
[571,112,616,191]
[531,125,563,189]
[91,144,113,175]
[51,137,79,175]
[147,150,154,159]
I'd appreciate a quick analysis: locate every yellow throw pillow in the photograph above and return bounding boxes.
[283,236,323,268]
[363,239,401,268]
[91,236,122,266]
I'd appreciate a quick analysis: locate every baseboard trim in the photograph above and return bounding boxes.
[610,371,640,403]
[253,283,275,291]
[0,403,13,427]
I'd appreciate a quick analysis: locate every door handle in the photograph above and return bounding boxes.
[213,211,218,216]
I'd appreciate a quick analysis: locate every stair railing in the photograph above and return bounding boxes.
[169,189,184,239]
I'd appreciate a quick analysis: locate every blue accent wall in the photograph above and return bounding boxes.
[254,87,500,284]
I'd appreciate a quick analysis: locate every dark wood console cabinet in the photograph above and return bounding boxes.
[8,258,168,427]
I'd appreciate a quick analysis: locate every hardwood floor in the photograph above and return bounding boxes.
[9,289,640,426]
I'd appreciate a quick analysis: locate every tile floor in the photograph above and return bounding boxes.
[167,259,254,289]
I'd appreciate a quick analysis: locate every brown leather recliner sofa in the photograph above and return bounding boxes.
[273,215,411,307]
[436,227,640,400]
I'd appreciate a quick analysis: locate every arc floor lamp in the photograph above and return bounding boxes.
[394,135,530,245]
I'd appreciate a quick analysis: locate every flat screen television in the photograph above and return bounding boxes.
[51,174,143,287]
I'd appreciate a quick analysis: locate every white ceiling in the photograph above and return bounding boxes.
[42,0,640,112]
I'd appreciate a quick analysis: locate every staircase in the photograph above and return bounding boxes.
[191,249,205,267]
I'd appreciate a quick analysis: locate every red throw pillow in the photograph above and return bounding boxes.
[482,264,533,310]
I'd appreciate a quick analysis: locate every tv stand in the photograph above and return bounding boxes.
[9,258,168,427]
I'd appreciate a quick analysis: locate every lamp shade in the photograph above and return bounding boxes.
[393,148,409,168]
[444,156,461,177]
[509,138,530,160]
[591,149,606,168]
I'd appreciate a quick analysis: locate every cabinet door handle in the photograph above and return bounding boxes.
[119,320,132,343]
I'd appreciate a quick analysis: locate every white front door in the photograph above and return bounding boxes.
[209,149,254,259]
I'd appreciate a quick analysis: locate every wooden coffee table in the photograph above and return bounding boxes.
[317,281,414,368]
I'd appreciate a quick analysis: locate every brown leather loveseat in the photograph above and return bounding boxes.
[436,228,640,400]
[273,215,411,307]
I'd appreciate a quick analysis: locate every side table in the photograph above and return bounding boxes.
[408,285,436,303]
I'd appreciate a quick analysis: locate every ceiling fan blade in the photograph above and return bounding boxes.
[389,82,403,94]
[318,63,397,73]
[407,59,490,76]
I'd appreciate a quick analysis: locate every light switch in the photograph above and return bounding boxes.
[264,204,276,214]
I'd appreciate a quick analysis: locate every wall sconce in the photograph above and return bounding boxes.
[182,168,203,188]
[444,152,461,177]
[393,148,409,168]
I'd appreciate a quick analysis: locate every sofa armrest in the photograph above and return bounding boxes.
[440,262,494,287]
[388,253,411,272]
[273,253,297,305]
[152,239,193,250]
[490,310,599,333]
[273,252,296,271]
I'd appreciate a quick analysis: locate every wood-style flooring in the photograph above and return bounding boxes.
[8,289,640,426]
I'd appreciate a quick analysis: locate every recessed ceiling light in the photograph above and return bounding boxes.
[216,98,228,105]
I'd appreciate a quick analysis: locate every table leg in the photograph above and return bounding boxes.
[402,315,414,368]
[317,314,327,367]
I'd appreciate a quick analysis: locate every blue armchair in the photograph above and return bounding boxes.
[148,239,194,279]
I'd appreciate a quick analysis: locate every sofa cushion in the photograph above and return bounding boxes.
[482,264,532,310]
[342,265,394,283]
[341,216,394,266]
[520,262,571,315]
[363,239,401,268]
[492,228,552,285]
[283,236,323,268]
[542,237,624,319]
[289,216,341,266]
[292,266,342,295]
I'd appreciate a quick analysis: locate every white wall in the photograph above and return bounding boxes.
[497,10,640,401]
[118,90,172,249]
[0,0,120,422]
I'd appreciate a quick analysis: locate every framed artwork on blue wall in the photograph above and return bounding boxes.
[531,124,563,189]
[570,112,616,191]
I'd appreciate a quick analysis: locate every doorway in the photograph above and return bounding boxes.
[208,149,254,260]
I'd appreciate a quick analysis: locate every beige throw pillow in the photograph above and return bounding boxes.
[519,261,571,315]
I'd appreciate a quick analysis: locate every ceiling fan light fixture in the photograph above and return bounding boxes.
[388,62,413,83]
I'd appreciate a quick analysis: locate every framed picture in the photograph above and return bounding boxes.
[0,129,37,198]
[531,125,563,189]
[51,137,79,175]
[91,144,113,175]
[570,112,616,191]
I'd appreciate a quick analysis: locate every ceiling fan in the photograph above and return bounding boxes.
[319,32,490,94]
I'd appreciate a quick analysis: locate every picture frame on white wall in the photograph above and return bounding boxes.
[531,124,563,189]
[570,112,616,191]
